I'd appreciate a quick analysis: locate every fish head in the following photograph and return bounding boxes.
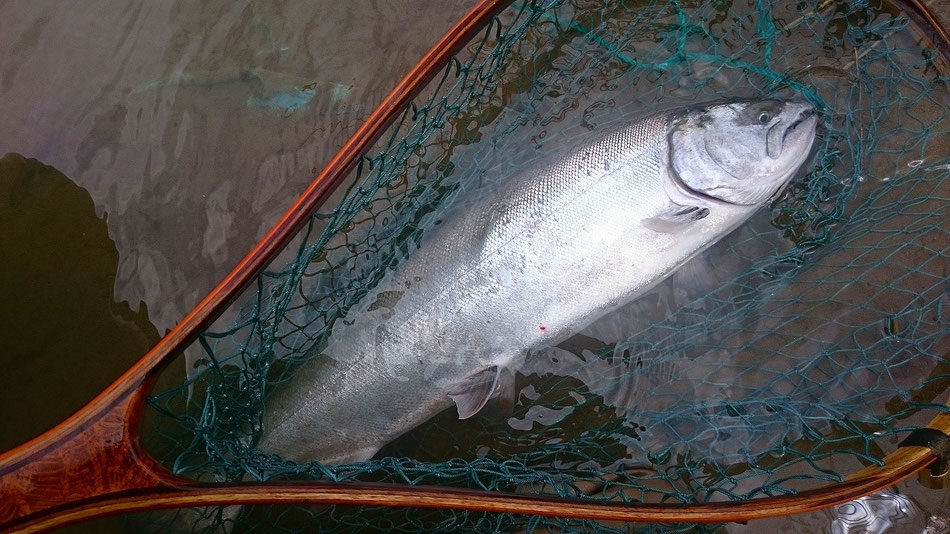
[669,98,817,205]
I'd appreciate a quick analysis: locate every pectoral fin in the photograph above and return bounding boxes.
[448,366,500,419]
[642,205,709,233]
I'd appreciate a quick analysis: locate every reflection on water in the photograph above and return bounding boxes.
[0,0,471,334]
[0,153,160,452]
[832,491,924,534]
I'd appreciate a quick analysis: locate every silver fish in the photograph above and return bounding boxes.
[259,98,818,464]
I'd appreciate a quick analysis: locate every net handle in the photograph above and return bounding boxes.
[1,1,948,532]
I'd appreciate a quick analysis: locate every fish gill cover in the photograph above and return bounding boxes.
[140,0,949,532]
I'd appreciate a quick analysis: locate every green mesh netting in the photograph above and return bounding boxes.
[142,0,950,532]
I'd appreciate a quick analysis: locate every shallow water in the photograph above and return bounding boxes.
[1,1,949,533]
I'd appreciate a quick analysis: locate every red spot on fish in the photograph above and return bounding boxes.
[539,326,547,331]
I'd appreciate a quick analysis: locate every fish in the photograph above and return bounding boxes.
[132,67,354,115]
[258,98,818,464]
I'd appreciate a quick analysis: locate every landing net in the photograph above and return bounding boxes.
[143,0,950,532]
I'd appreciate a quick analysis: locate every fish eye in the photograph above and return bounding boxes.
[758,111,772,124]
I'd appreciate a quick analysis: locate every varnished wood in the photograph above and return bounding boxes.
[4,444,940,534]
[0,381,190,530]
[1,0,949,532]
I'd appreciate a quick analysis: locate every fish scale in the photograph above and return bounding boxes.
[260,99,817,464]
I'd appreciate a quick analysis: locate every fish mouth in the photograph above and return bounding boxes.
[782,107,816,143]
